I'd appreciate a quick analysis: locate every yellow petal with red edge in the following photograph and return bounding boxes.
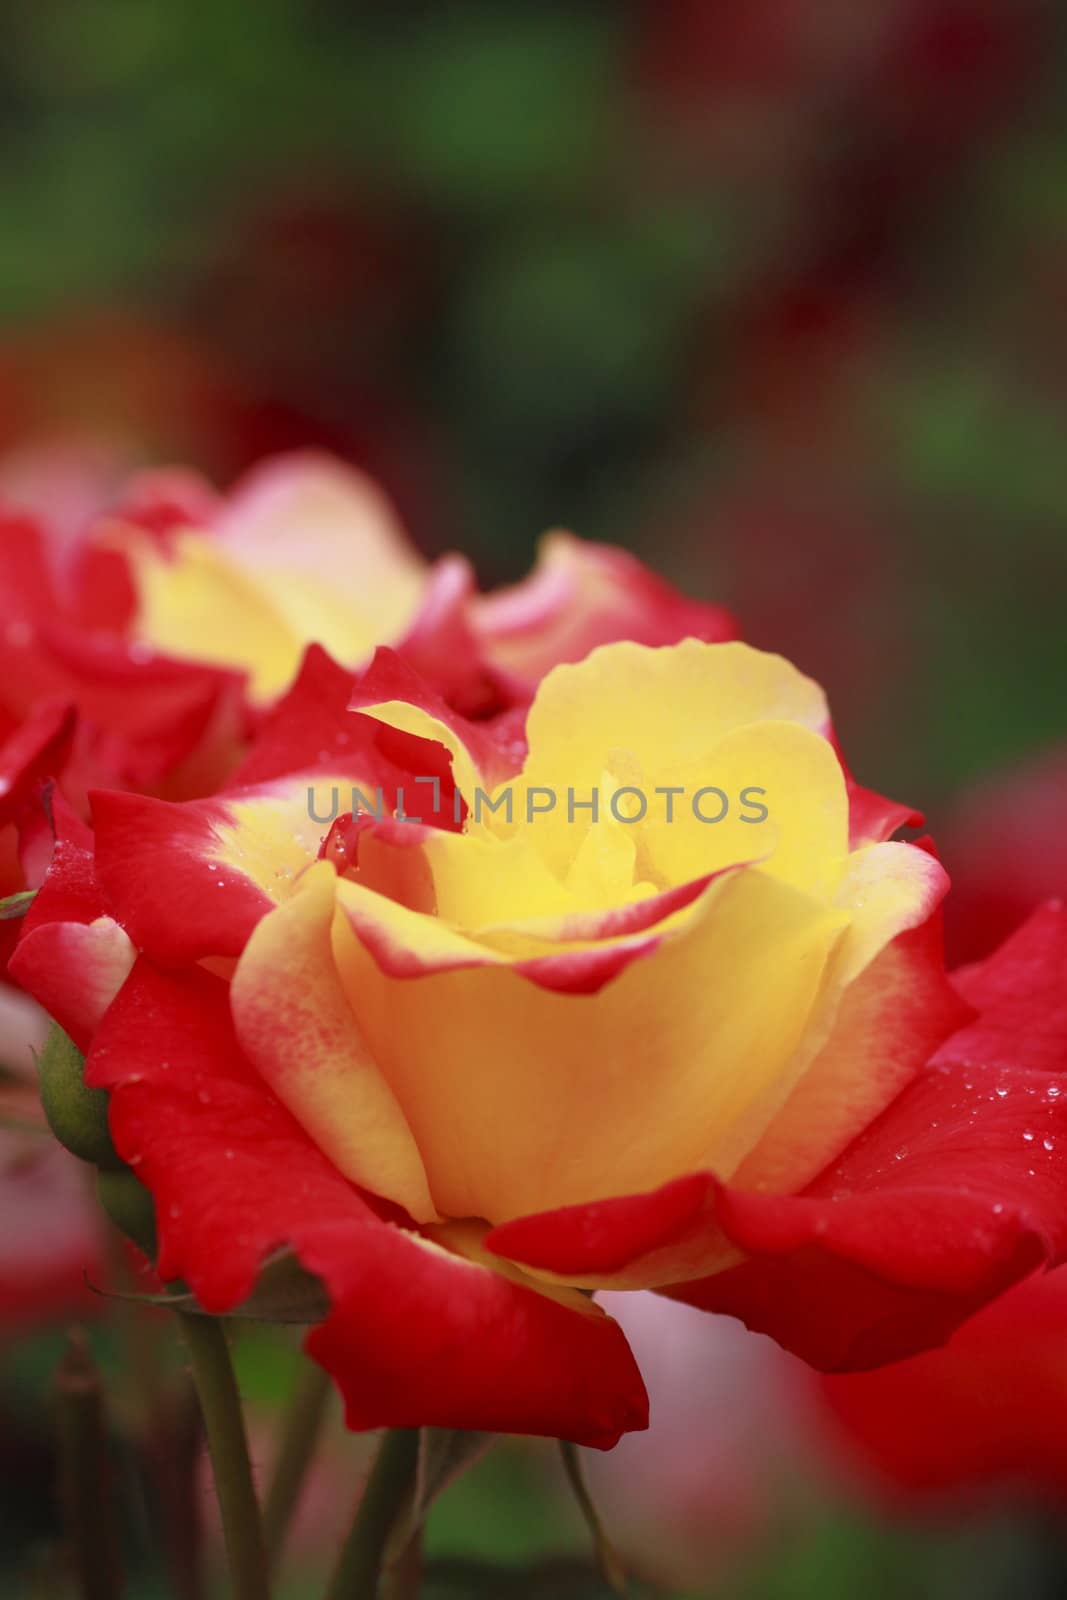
[332,866,848,1223]
[635,719,848,900]
[687,839,950,1185]
[726,843,954,1199]
[124,531,301,702]
[352,694,489,806]
[231,860,438,1223]
[209,776,356,903]
[122,457,427,703]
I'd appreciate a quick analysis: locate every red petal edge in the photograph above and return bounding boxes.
[491,907,1067,1371]
[85,959,648,1447]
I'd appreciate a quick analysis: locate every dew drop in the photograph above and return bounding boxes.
[1044,1137,1055,1152]
[1023,1130,1035,1141]
[995,1087,1008,1098]
[1049,1085,1062,1099]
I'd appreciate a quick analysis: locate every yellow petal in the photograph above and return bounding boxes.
[509,640,832,877]
[124,531,301,702]
[210,776,355,902]
[121,456,427,703]
[333,867,848,1223]
[231,861,438,1223]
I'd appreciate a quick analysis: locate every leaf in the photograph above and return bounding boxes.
[0,889,36,921]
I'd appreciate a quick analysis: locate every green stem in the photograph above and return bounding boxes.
[178,1314,271,1600]
[264,1362,333,1572]
[325,1429,420,1600]
[383,1522,423,1600]
[559,1441,627,1595]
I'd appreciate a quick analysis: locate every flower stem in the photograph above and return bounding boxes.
[325,1429,420,1600]
[264,1361,333,1573]
[559,1440,627,1595]
[178,1313,271,1600]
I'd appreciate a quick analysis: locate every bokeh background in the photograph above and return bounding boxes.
[3,2,1067,1595]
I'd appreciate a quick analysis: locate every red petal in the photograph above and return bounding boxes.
[847,777,923,849]
[493,909,1067,1369]
[670,1055,1067,1369]
[87,960,648,1446]
[234,645,465,826]
[821,1265,1067,1500]
[232,645,371,787]
[0,701,76,827]
[18,794,100,931]
[489,1172,718,1278]
[396,554,520,719]
[90,791,272,963]
[938,902,1067,1074]
[350,647,522,789]
[472,534,737,693]
[11,795,135,1047]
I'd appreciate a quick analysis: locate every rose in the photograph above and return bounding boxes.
[97,450,737,715]
[0,449,736,801]
[0,448,736,1278]
[0,446,734,1014]
[14,637,1067,1447]
[0,482,246,808]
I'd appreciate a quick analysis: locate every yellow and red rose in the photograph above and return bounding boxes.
[13,621,1067,1445]
[0,446,735,1036]
[0,449,735,800]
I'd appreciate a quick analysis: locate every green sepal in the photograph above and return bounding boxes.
[96,1167,158,1260]
[37,1024,123,1170]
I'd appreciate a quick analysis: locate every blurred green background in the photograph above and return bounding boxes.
[3,1,1067,1594]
